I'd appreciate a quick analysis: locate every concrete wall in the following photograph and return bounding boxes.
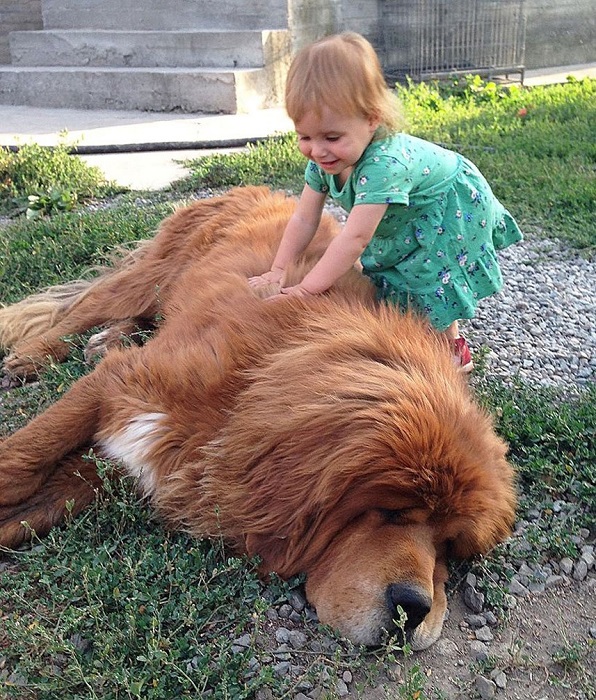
[524,0,595,68]
[2,0,594,70]
[356,0,595,71]
[288,0,342,52]
[0,0,42,64]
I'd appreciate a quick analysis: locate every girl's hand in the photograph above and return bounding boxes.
[248,268,284,288]
[266,285,317,302]
[280,285,316,298]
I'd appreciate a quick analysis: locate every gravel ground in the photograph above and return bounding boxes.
[466,232,595,389]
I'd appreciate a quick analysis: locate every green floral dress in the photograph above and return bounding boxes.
[305,133,522,331]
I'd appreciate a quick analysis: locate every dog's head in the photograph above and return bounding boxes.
[199,306,516,648]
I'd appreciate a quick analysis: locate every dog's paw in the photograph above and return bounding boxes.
[250,282,282,300]
[84,321,153,365]
[84,328,114,364]
[1,371,31,391]
[0,460,103,548]
[2,351,42,383]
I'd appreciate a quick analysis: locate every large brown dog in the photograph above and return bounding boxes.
[0,187,516,649]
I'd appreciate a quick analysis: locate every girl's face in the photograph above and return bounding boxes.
[294,106,379,177]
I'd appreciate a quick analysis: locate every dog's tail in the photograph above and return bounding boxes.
[0,240,151,351]
[0,280,93,349]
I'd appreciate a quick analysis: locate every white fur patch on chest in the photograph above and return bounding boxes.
[99,412,168,497]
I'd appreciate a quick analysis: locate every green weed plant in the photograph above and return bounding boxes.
[0,200,173,303]
[175,133,306,194]
[0,140,117,217]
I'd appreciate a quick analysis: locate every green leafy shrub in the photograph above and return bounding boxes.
[0,140,115,216]
[25,187,78,219]
[174,133,306,194]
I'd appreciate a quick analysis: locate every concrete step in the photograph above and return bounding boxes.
[42,0,288,31]
[0,65,287,113]
[9,29,290,69]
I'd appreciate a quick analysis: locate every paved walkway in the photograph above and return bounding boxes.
[0,106,294,189]
[1,63,594,190]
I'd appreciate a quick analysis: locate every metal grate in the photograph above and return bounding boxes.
[377,0,526,83]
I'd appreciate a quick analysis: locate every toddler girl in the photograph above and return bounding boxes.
[249,32,522,371]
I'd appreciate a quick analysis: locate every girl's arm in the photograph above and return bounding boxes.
[248,185,327,287]
[280,203,388,296]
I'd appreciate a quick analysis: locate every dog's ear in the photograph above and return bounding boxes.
[243,505,355,579]
[444,475,517,559]
[245,532,293,576]
[448,512,515,559]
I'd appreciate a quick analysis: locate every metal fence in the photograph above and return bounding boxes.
[376,0,527,83]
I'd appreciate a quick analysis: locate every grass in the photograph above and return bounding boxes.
[0,140,122,217]
[396,76,596,252]
[0,198,174,303]
[1,78,595,699]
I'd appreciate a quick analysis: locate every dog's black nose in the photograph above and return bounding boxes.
[385,583,432,630]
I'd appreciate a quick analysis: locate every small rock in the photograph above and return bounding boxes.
[434,638,459,656]
[475,674,496,699]
[463,586,485,613]
[490,669,507,689]
[573,559,588,581]
[273,661,291,677]
[465,614,487,629]
[385,663,403,681]
[273,644,291,661]
[509,578,530,596]
[231,634,251,653]
[278,604,293,619]
[275,628,290,644]
[288,630,308,649]
[288,591,306,612]
[502,593,518,609]
[559,558,574,575]
[335,679,349,696]
[475,626,494,642]
[484,611,498,626]
[465,573,478,588]
[545,574,564,588]
[470,640,489,661]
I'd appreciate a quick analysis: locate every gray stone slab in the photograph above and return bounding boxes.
[42,0,288,31]
[0,66,284,113]
[9,29,290,69]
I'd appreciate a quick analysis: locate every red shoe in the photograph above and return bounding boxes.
[452,336,474,373]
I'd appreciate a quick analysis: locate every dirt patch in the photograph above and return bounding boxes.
[355,578,595,699]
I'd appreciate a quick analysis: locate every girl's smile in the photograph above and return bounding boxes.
[295,107,379,182]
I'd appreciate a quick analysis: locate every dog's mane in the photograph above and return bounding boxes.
[151,301,515,577]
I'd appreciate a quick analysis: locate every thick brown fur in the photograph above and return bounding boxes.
[0,187,516,648]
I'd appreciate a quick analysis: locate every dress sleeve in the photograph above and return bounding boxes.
[352,151,412,206]
[304,161,330,194]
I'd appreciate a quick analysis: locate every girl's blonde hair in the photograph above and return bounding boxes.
[285,32,403,137]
